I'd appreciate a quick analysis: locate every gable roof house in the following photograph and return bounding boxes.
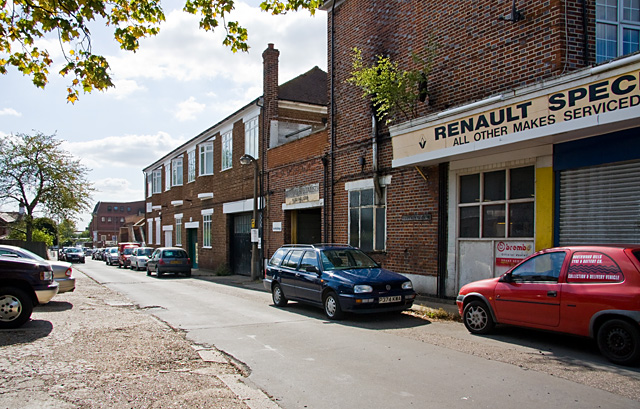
[143,44,328,275]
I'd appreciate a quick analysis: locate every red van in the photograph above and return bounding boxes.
[457,245,640,366]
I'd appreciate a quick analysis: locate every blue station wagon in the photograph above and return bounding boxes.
[263,244,416,319]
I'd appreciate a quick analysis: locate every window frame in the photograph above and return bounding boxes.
[199,142,214,176]
[203,214,212,247]
[348,187,386,252]
[458,165,535,239]
[152,169,162,194]
[172,157,183,186]
[244,116,259,159]
[175,216,182,246]
[221,131,233,171]
[187,150,196,183]
[596,0,640,63]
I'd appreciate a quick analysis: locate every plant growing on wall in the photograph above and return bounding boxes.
[347,46,435,125]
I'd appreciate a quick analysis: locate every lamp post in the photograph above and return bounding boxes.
[240,154,259,280]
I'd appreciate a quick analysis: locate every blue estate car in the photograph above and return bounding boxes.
[264,244,416,319]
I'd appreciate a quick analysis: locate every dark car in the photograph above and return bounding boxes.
[0,255,59,328]
[264,244,416,320]
[64,247,85,263]
[146,247,191,278]
[457,245,640,366]
[0,244,75,293]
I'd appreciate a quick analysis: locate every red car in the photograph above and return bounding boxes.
[456,245,640,366]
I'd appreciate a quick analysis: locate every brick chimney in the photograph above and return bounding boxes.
[262,43,280,122]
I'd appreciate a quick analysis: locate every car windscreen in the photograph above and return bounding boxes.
[320,249,379,270]
[68,248,83,253]
[123,247,135,255]
[140,249,153,256]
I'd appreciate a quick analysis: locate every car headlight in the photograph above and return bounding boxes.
[402,281,413,290]
[354,284,373,293]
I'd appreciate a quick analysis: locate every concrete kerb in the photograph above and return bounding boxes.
[194,272,461,318]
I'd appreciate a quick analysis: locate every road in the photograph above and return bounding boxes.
[79,259,640,409]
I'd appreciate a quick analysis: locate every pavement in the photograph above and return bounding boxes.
[193,271,461,317]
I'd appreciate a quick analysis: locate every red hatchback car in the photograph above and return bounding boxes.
[457,245,640,366]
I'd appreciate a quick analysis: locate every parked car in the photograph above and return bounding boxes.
[57,247,71,261]
[264,244,416,320]
[457,245,640,366]
[118,242,140,268]
[64,247,85,263]
[0,255,58,328]
[92,248,104,260]
[129,247,154,271]
[105,247,119,265]
[146,247,191,278]
[0,244,75,293]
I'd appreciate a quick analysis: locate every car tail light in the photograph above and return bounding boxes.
[65,267,73,277]
[158,258,165,265]
[40,267,53,281]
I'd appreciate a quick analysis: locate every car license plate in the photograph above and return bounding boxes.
[170,260,182,264]
[379,295,402,304]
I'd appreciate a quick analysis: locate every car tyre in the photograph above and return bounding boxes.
[597,319,640,366]
[323,291,343,320]
[272,283,288,307]
[184,270,192,278]
[157,269,163,278]
[0,287,33,329]
[463,300,495,335]
[146,266,151,276]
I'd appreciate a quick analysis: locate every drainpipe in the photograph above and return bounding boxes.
[329,1,336,243]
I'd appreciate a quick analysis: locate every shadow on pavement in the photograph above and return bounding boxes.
[37,300,73,312]
[0,320,53,346]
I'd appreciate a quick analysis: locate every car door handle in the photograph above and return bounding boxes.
[547,291,557,297]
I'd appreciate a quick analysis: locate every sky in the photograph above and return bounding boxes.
[0,0,327,231]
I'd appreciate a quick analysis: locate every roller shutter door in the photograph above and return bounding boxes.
[558,160,640,245]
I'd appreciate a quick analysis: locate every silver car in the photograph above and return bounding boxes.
[105,247,119,266]
[0,244,75,293]
[129,247,154,271]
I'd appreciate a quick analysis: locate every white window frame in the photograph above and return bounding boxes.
[147,218,153,244]
[187,149,196,183]
[172,157,183,186]
[155,218,161,245]
[152,169,162,194]
[596,0,640,62]
[146,172,152,197]
[221,131,233,170]
[165,162,171,191]
[244,116,259,159]
[175,215,183,246]
[199,142,214,176]
[203,213,212,248]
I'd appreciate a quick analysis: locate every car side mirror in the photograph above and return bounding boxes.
[305,266,320,274]
[500,273,513,283]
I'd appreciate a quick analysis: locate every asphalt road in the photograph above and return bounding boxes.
[79,259,640,409]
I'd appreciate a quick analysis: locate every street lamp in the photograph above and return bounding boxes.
[240,154,260,280]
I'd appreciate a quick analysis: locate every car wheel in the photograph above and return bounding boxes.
[323,291,343,320]
[157,269,163,278]
[0,287,33,329]
[463,300,495,335]
[272,283,288,307]
[597,319,640,366]
[184,270,191,277]
[146,266,151,276]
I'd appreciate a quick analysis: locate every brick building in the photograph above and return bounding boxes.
[89,201,146,248]
[320,0,640,297]
[143,44,327,274]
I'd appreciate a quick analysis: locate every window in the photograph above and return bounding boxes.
[147,219,153,244]
[597,0,640,63]
[152,169,162,194]
[459,166,534,239]
[510,252,566,282]
[146,173,152,197]
[155,218,161,245]
[299,251,320,272]
[172,157,183,186]
[349,187,386,251]
[165,163,171,191]
[245,116,259,159]
[114,206,118,211]
[176,217,182,246]
[188,150,196,183]
[107,217,112,222]
[283,250,304,269]
[199,142,214,176]
[221,131,233,170]
[203,214,211,247]
[101,217,105,222]
[107,206,112,211]
[269,248,289,266]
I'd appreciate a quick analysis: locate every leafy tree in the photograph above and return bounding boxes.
[0,132,94,242]
[8,221,54,246]
[57,219,77,247]
[1,0,322,102]
[346,46,435,125]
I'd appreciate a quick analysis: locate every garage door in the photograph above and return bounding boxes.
[558,160,640,245]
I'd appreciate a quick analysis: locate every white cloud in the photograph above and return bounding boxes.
[61,131,189,170]
[175,97,206,121]
[0,108,21,117]
[106,79,147,99]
